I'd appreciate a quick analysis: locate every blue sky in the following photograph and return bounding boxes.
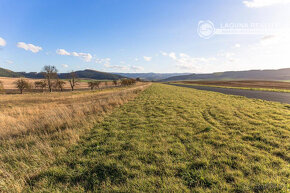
[0,0,290,73]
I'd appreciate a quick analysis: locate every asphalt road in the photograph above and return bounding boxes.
[169,84,290,104]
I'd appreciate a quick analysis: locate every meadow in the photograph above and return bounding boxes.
[171,80,290,93]
[0,83,149,192]
[22,84,289,192]
[0,77,116,94]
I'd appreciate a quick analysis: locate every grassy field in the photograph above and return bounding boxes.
[0,83,149,192]
[169,80,290,93]
[0,77,116,93]
[24,83,289,192]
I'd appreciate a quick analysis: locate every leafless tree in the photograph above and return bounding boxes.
[14,79,30,94]
[68,71,79,91]
[54,79,66,92]
[121,78,136,86]
[0,81,4,93]
[34,80,47,92]
[88,81,101,90]
[113,80,118,87]
[42,65,58,92]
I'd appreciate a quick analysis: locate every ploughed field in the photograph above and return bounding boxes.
[24,84,289,192]
[176,80,290,90]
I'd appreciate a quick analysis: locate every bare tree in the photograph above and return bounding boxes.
[14,79,30,94]
[34,80,47,92]
[88,81,101,90]
[68,71,79,91]
[113,80,118,87]
[95,81,101,89]
[54,79,66,92]
[0,81,4,93]
[42,65,58,92]
[121,79,136,86]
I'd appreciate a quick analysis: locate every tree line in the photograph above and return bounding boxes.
[0,65,140,94]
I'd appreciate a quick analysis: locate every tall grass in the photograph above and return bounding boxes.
[0,83,149,192]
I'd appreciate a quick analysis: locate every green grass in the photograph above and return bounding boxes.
[168,82,290,93]
[26,84,289,192]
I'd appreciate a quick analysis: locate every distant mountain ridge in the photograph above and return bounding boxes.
[161,68,290,81]
[0,67,22,77]
[114,73,191,81]
[1,67,290,81]
[17,69,125,80]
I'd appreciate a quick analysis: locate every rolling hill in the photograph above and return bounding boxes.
[114,73,191,81]
[0,67,21,77]
[161,68,290,81]
[18,69,125,80]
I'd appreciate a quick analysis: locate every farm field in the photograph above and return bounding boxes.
[173,80,290,92]
[0,83,149,192]
[23,84,289,192]
[0,77,115,93]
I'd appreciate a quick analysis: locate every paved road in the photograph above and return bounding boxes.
[169,84,290,104]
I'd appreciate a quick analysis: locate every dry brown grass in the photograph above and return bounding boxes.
[0,77,116,93]
[0,83,150,192]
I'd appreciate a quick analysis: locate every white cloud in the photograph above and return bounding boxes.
[17,42,42,53]
[77,53,92,62]
[130,65,144,71]
[143,56,152,61]
[62,64,69,68]
[96,58,111,67]
[0,37,6,47]
[103,60,144,72]
[235,44,241,48]
[56,49,70,56]
[243,0,290,8]
[163,52,216,71]
[168,52,177,60]
[108,65,129,71]
[160,51,168,56]
[57,49,93,62]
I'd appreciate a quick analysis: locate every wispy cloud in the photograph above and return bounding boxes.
[17,42,42,53]
[56,49,92,62]
[56,49,70,56]
[61,64,69,68]
[243,0,290,8]
[100,59,144,72]
[107,65,144,72]
[95,58,111,67]
[234,44,241,48]
[0,37,6,47]
[162,51,216,71]
[143,56,152,62]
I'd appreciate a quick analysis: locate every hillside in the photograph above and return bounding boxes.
[0,67,21,77]
[114,73,191,81]
[161,68,290,81]
[18,69,126,80]
[59,69,125,80]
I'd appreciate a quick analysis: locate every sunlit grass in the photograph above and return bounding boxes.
[0,83,149,192]
[26,83,289,192]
